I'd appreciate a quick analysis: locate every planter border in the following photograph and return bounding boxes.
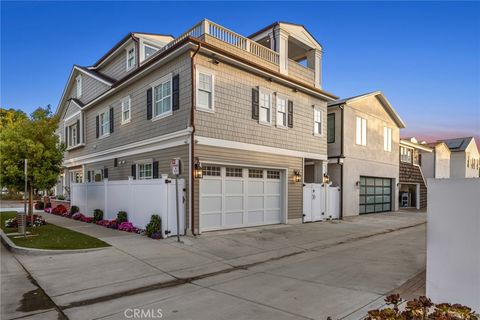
[0,229,108,255]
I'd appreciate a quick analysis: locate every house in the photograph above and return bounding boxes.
[420,141,451,180]
[327,91,406,217]
[441,137,479,178]
[398,137,432,210]
[55,19,337,234]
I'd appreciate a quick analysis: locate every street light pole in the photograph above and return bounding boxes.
[23,159,27,237]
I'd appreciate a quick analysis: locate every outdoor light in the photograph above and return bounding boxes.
[323,174,330,184]
[293,170,301,183]
[194,157,203,179]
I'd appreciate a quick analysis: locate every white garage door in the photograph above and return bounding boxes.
[200,166,284,231]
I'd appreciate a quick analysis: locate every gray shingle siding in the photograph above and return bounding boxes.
[97,49,136,81]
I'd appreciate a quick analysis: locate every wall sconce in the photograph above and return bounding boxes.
[293,170,301,183]
[355,181,360,187]
[194,157,203,179]
[323,173,330,184]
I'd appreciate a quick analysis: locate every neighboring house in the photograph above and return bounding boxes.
[327,91,405,217]
[420,141,451,180]
[441,137,479,178]
[55,19,337,234]
[399,137,432,210]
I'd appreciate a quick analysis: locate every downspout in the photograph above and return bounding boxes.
[339,104,345,219]
[190,43,201,236]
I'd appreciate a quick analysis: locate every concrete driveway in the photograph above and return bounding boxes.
[2,211,426,320]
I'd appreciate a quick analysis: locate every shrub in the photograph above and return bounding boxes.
[34,201,44,210]
[52,205,68,215]
[70,205,79,214]
[56,195,65,200]
[366,294,478,320]
[117,211,128,224]
[118,221,136,232]
[145,214,162,238]
[93,209,103,222]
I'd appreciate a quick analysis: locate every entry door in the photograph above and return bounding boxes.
[359,176,392,214]
[199,166,284,231]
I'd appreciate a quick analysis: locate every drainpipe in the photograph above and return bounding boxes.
[189,43,201,236]
[339,104,345,219]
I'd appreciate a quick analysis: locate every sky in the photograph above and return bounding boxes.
[1,1,479,143]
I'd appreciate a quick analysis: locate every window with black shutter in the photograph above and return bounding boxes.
[103,168,109,179]
[76,120,80,144]
[96,115,100,138]
[152,161,159,179]
[172,75,180,111]
[287,100,293,128]
[109,107,114,133]
[146,88,152,120]
[252,88,259,120]
[131,164,137,179]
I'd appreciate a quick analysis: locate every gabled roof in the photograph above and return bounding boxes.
[328,91,406,128]
[440,137,474,152]
[76,66,116,85]
[425,141,451,153]
[400,138,433,152]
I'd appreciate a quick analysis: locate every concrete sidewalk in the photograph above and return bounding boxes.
[12,211,425,318]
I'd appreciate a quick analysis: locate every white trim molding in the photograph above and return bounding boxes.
[196,136,327,161]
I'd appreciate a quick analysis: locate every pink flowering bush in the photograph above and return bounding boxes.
[118,222,137,232]
[44,207,52,213]
[80,216,93,223]
[72,212,85,220]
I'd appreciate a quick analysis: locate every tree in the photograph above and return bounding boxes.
[0,108,28,129]
[0,105,65,215]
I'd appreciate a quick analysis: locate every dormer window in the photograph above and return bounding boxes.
[126,45,136,71]
[76,75,82,98]
[144,44,158,60]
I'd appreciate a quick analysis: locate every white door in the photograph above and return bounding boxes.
[200,166,284,232]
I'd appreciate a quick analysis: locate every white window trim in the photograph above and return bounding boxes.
[356,116,367,146]
[401,146,413,163]
[98,108,110,139]
[196,66,215,112]
[121,96,131,124]
[151,73,173,121]
[276,93,288,129]
[313,106,323,137]
[258,87,272,126]
[136,160,153,180]
[126,44,136,71]
[143,43,160,61]
[76,75,82,98]
[384,126,392,152]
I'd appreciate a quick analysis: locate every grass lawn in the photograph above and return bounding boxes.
[0,211,110,250]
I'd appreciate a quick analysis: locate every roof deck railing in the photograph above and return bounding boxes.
[163,19,280,65]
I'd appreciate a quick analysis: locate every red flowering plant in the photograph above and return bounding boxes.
[44,207,52,213]
[72,212,85,220]
[80,216,93,223]
[51,205,68,215]
[118,222,137,232]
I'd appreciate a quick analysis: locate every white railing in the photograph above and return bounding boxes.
[162,19,280,65]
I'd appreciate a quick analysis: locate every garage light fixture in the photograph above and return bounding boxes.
[194,157,203,179]
[293,170,301,183]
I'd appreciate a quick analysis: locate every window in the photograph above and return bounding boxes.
[384,127,392,152]
[314,107,323,136]
[276,95,287,127]
[197,70,214,111]
[248,169,264,178]
[259,89,271,124]
[126,46,136,71]
[203,166,221,176]
[70,171,83,183]
[121,96,131,124]
[327,113,335,143]
[76,75,82,98]
[226,167,242,177]
[400,146,412,163]
[99,109,110,137]
[153,75,172,118]
[137,163,153,180]
[68,123,78,147]
[466,153,470,168]
[89,169,103,182]
[143,44,158,60]
[267,170,280,179]
[356,116,367,146]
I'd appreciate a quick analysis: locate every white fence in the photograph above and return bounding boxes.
[426,178,479,310]
[303,183,340,222]
[71,176,185,238]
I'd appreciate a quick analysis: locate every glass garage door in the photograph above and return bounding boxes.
[359,176,392,214]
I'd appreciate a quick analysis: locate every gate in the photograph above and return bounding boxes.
[303,183,340,222]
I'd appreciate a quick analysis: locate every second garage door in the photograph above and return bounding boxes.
[199,166,284,231]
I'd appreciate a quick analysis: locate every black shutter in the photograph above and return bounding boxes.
[287,100,294,128]
[76,119,80,144]
[153,161,159,179]
[87,171,91,182]
[65,126,68,144]
[252,88,259,120]
[103,168,109,179]
[109,107,114,133]
[96,115,99,138]
[172,75,180,111]
[131,164,136,179]
[114,158,118,167]
[146,88,153,120]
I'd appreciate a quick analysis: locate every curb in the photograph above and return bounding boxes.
[0,229,108,255]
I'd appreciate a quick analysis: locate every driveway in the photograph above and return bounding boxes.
[3,211,426,319]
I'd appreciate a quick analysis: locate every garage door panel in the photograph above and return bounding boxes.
[224,212,244,226]
[201,213,222,230]
[247,211,264,224]
[225,196,243,211]
[201,180,222,194]
[265,210,281,223]
[265,195,281,208]
[248,181,264,194]
[225,180,243,194]
[359,176,392,214]
[248,196,264,210]
[200,197,222,213]
[265,181,281,194]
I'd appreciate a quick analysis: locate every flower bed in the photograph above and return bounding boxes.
[4,214,47,229]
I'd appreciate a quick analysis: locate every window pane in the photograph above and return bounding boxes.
[267,170,280,179]
[248,169,263,178]
[202,166,221,176]
[226,167,242,177]
[144,46,157,59]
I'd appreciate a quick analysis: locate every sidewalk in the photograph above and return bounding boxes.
[12,211,426,312]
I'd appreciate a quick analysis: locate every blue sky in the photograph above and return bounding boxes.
[1,1,479,141]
